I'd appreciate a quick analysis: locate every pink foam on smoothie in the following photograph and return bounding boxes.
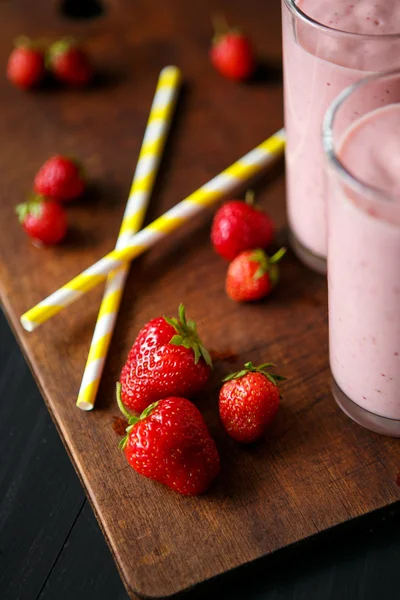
[328,103,400,420]
[298,0,400,35]
[282,0,400,260]
[339,104,400,200]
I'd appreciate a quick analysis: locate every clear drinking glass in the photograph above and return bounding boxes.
[323,69,400,437]
[281,0,400,274]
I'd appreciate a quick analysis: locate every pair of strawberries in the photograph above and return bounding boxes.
[16,155,85,245]
[211,191,286,302]
[7,36,93,90]
[117,304,284,497]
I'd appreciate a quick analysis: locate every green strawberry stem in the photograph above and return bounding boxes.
[268,247,286,286]
[250,247,286,282]
[251,249,269,280]
[16,203,30,224]
[211,13,240,43]
[164,303,212,367]
[15,35,31,48]
[116,382,133,420]
[16,194,44,223]
[116,382,159,450]
[222,361,286,386]
[45,37,79,68]
[269,247,287,264]
[211,13,230,38]
[245,190,255,206]
[15,35,47,51]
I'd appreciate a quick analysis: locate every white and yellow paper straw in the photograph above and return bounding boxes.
[20,128,285,332]
[76,66,181,411]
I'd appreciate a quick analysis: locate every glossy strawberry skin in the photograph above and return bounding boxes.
[124,397,220,495]
[210,33,255,81]
[226,250,272,302]
[219,372,280,443]
[20,200,67,245]
[34,155,85,201]
[211,200,274,260]
[49,46,93,86]
[7,46,45,89]
[120,317,210,414]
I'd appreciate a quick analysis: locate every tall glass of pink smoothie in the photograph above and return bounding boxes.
[323,69,400,437]
[282,0,400,273]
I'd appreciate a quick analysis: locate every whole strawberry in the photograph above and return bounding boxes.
[7,37,45,90]
[16,196,67,245]
[210,17,255,81]
[120,304,212,414]
[46,38,93,87]
[117,388,220,496]
[34,155,85,201]
[226,247,286,302]
[219,361,285,443]
[211,191,275,260]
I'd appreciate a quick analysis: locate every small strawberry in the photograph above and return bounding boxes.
[16,196,67,245]
[226,247,286,302]
[219,361,285,443]
[7,37,45,90]
[211,191,275,261]
[34,155,85,201]
[120,304,212,414]
[46,38,93,87]
[210,16,255,81]
[117,387,220,496]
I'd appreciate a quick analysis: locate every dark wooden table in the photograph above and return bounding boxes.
[1,308,400,599]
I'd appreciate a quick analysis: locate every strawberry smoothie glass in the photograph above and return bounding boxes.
[282,0,400,274]
[323,70,400,437]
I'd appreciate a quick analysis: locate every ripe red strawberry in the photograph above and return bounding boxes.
[46,38,93,87]
[219,361,285,443]
[16,196,67,245]
[7,37,45,90]
[211,192,275,260]
[34,155,85,201]
[210,18,255,81]
[120,304,212,414]
[117,389,220,496]
[226,247,286,302]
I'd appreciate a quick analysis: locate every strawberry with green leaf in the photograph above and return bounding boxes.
[226,247,286,302]
[120,304,212,414]
[16,195,67,245]
[219,361,285,443]
[46,37,93,87]
[116,385,220,496]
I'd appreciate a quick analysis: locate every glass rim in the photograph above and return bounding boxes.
[322,69,400,205]
[284,0,400,40]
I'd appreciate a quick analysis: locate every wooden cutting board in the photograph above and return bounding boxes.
[1,0,399,598]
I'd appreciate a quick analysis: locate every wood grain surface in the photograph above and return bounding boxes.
[0,1,399,598]
[3,311,400,600]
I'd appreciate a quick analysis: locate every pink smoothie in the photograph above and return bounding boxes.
[282,0,400,261]
[328,104,400,420]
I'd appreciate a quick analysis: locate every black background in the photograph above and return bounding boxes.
[1,310,400,600]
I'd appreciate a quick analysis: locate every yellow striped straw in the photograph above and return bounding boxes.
[76,66,181,411]
[20,128,285,332]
